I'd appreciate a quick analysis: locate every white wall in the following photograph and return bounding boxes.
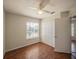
[41,16,55,47]
[5,12,41,52]
[3,10,6,55]
[41,12,71,53]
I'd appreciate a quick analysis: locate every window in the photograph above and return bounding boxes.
[71,23,74,36]
[26,22,39,39]
[71,18,76,37]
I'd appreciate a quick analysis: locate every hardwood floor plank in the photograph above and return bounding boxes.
[4,42,71,59]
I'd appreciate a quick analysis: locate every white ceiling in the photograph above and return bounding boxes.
[4,0,76,19]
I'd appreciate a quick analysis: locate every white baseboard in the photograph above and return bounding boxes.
[54,49,71,53]
[6,41,40,52]
[41,41,55,48]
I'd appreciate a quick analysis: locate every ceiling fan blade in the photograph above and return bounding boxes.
[51,11,55,14]
[28,0,49,10]
[39,0,50,9]
[28,7,38,10]
[43,10,55,14]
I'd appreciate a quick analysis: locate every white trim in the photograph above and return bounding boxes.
[6,41,40,52]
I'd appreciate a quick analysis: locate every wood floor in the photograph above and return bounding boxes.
[71,40,76,59]
[4,42,71,59]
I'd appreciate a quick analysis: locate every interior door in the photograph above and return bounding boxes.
[55,18,71,53]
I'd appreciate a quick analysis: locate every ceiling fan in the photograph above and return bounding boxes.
[29,0,55,14]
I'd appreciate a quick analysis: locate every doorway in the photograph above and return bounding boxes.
[71,16,76,59]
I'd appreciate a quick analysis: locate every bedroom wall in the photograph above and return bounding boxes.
[3,10,6,55]
[5,12,41,52]
[41,16,55,47]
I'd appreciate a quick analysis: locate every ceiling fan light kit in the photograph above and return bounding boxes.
[38,10,43,14]
[29,0,55,15]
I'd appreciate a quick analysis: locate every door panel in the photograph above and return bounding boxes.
[55,18,71,53]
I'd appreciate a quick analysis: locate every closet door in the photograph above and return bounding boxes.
[55,18,71,53]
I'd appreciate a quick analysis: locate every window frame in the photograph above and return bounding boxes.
[26,21,40,40]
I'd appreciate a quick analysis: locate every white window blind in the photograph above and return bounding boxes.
[26,22,39,39]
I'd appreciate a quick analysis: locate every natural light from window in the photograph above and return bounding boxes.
[26,22,39,39]
[71,23,75,36]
